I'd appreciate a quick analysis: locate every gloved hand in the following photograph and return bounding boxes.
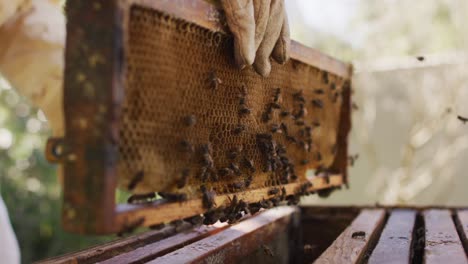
[220,0,290,77]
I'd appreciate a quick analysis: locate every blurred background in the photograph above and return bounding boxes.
[1,0,467,262]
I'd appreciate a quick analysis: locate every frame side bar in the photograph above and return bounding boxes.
[63,0,123,234]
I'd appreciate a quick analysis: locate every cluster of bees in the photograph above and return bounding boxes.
[120,71,350,235]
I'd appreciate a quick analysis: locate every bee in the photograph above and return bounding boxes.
[314,89,324,94]
[416,56,425,62]
[295,120,305,126]
[201,187,216,210]
[227,146,243,160]
[299,141,310,152]
[352,231,366,239]
[127,170,144,191]
[273,88,281,102]
[352,102,359,111]
[264,159,272,172]
[286,135,297,144]
[294,104,307,119]
[177,168,190,189]
[242,157,255,172]
[229,163,241,176]
[183,115,196,127]
[239,106,251,116]
[316,152,322,161]
[281,187,287,200]
[348,154,359,166]
[159,192,187,202]
[293,90,305,103]
[180,140,194,153]
[203,209,223,225]
[249,204,261,214]
[259,199,273,209]
[322,71,329,84]
[171,219,190,233]
[287,194,300,205]
[218,167,234,177]
[230,181,245,190]
[200,166,209,182]
[233,124,245,135]
[311,99,324,108]
[244,175,253,187]
[201,143,214,168]
[127,192,156,204]
[312,121,320,127]
[276,144,287,156]
[280,110,290,118]
[187,215,205,227]
[117,217,145,237]
[458,115,468,124]
[209,71,222,90]
[261,245,275,257]
[270,197,280,206]
[262,110,272,123]
[270,102,281,109]
[280,123,289,135]
[271,124,282,134]
[268,188,280,195]
[239,97,246,105]
[149,223,165,230]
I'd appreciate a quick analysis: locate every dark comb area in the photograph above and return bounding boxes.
[119,6,347,198]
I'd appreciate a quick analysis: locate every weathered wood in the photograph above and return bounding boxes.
[314,209,386,264]
[100,224,227,264]
[368,209,416,264]
[301,206,360,262]
[116,174,343,230]
[37,226,178,264]
[147,206,299,264]
[455,210,468,256]
[423,210,467,264]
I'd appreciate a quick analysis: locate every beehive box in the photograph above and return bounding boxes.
[45,0,352,234]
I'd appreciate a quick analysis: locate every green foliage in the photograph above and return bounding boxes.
[0,79,113,263]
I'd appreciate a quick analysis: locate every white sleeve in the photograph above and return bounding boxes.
[0,196,20,264]
[0,0,65,137]
[0,0,26,25]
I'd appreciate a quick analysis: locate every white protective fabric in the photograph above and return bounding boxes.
[0,0,65,263]
[0,196,20,264]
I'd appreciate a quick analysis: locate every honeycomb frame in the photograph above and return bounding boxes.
[48,0,352,234]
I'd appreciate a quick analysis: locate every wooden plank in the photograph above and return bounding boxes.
[127,0,352,78]
[116,175,342,231]
[368,209,416,264]
[423,210,467,264]
[147,206,298,264]
[37,227,178,264]
[100,224,227,264]
[314,209,386,264]
[455,210,468,255]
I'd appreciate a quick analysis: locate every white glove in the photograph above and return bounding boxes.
[220,0,290,77]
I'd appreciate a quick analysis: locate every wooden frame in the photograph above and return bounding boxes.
[47,0,352,234]
[39,206,468,263]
